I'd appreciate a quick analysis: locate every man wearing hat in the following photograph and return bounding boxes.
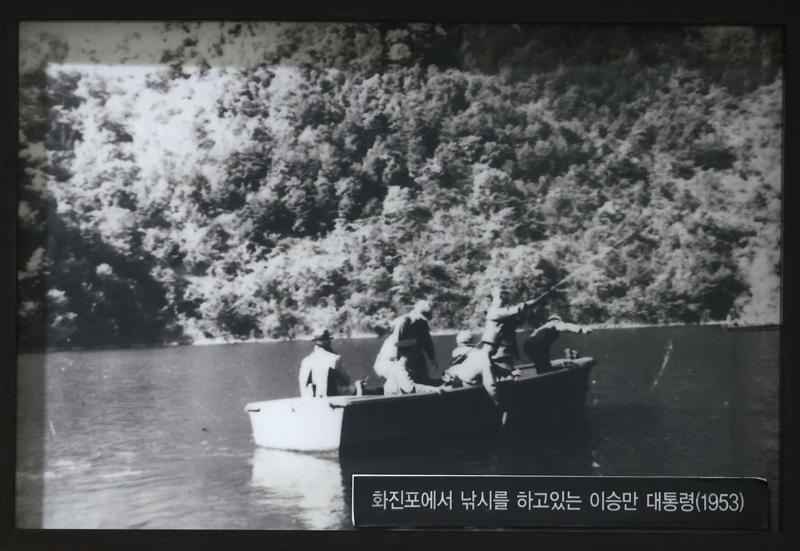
[450,330,477,366]
[373,300,441,395]
[434,287,530,406]
[442,330,495,389]
[523,315,591,374]
[299,329,359,398]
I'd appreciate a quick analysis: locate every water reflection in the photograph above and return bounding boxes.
[250,448,345,529]
[247,418,596,530]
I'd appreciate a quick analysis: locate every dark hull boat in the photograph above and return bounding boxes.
[245,357,595,451]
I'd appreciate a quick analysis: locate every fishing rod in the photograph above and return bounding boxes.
[521,221,647,309]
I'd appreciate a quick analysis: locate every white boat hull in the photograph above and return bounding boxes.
[245,358,594,452]
[246,396,347,451]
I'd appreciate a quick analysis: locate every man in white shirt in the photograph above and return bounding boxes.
[298,329,359,397]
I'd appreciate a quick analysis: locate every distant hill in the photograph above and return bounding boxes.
[17,23,782,349]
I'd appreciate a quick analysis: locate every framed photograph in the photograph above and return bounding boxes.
[2,0,797,549]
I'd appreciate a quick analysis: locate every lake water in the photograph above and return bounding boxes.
[15,326,780,530]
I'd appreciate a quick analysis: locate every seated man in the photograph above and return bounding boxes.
[444,345,490,388]
[522,315,591,374]
[444,346,520,386]
[450,330,477,366]
[298,329,361,397]
[443,332,520,407]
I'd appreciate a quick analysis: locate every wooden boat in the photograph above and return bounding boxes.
[245,357,595,452]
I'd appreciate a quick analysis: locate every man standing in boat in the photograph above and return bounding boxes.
[523,315,591,374]
[298,329,361,398]
[442,287,533,400]
[482,285,533,376]
[373,300,442,395]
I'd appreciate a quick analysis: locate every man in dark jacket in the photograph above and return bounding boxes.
[394,299,440,384]
[523,315,591,373]
[373,300,442,394]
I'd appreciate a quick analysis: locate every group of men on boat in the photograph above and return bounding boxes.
[298,286,591,400]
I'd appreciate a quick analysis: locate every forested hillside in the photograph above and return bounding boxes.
[17,23,782,349]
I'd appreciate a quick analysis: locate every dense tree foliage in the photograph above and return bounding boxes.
[17,23,782,349]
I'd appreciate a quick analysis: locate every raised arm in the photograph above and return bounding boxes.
[553,321,590,334]
[488,301,529,321]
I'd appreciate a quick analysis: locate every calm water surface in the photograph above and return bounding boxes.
[16,326,780,529]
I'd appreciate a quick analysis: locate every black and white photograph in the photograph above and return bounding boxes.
[15,21,782,530]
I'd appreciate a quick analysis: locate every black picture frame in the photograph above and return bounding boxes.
[1,1,797,550]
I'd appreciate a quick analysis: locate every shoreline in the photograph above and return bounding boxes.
[19,320,781,354]
[186,321,781,346]
[188,319,779,346]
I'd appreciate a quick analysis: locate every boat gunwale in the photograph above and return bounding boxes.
[244,358,594,411]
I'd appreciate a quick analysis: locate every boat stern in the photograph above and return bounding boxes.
[245,397,346,451]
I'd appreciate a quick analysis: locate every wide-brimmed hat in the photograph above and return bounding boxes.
[547,314,563,323]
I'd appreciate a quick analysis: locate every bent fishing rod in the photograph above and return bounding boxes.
[522,220,649,309]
